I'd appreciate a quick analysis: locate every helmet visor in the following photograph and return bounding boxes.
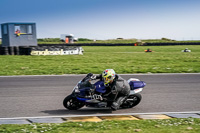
[104,75,112,84]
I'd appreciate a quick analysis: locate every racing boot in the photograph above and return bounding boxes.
[111,96,127,111]
[111,102,119,111]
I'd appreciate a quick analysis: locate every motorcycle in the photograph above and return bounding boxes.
[63,75,146,110]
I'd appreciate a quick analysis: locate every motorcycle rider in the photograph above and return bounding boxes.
[88,69,130,111]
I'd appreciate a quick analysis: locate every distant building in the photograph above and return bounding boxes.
[60,34,74,43]
[1,22,37,47]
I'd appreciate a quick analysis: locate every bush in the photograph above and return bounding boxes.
[78,38,93,41]
[37,38,60,42]
[161,38,172,41]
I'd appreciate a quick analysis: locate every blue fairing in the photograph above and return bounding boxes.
[76,97,90,102]
[129,81,146,90]
[94,81,106,93]
[79,87,91,96]
[76,81,106,102]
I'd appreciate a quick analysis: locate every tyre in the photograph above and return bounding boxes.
[63,95,85,110]
[121,93,142,108]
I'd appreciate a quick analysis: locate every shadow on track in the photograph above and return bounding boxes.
[41,108,113,115]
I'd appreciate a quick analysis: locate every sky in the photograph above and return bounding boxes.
[0,0,200,40]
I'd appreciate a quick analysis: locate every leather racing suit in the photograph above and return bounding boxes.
[94,74,130,110]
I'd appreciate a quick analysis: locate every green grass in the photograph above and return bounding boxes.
[0,45,200,76]
[1,118,200,133]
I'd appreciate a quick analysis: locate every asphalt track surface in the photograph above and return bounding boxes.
[0,74,200,118]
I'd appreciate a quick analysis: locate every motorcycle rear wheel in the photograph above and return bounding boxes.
[121,93,142,108]
[63,95,85,110]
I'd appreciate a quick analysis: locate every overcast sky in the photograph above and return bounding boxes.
[0,0,200,40]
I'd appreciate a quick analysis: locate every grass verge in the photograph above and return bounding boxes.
[0,118,200,133]
[0,45,200,76]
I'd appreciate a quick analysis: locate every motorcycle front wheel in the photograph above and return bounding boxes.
[63,94,85,110]
[121,93,142,108]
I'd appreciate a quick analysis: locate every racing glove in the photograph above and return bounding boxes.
[90,75,97,80]
[86,73,93,77]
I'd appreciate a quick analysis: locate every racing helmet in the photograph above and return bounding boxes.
[102,69,116,85]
